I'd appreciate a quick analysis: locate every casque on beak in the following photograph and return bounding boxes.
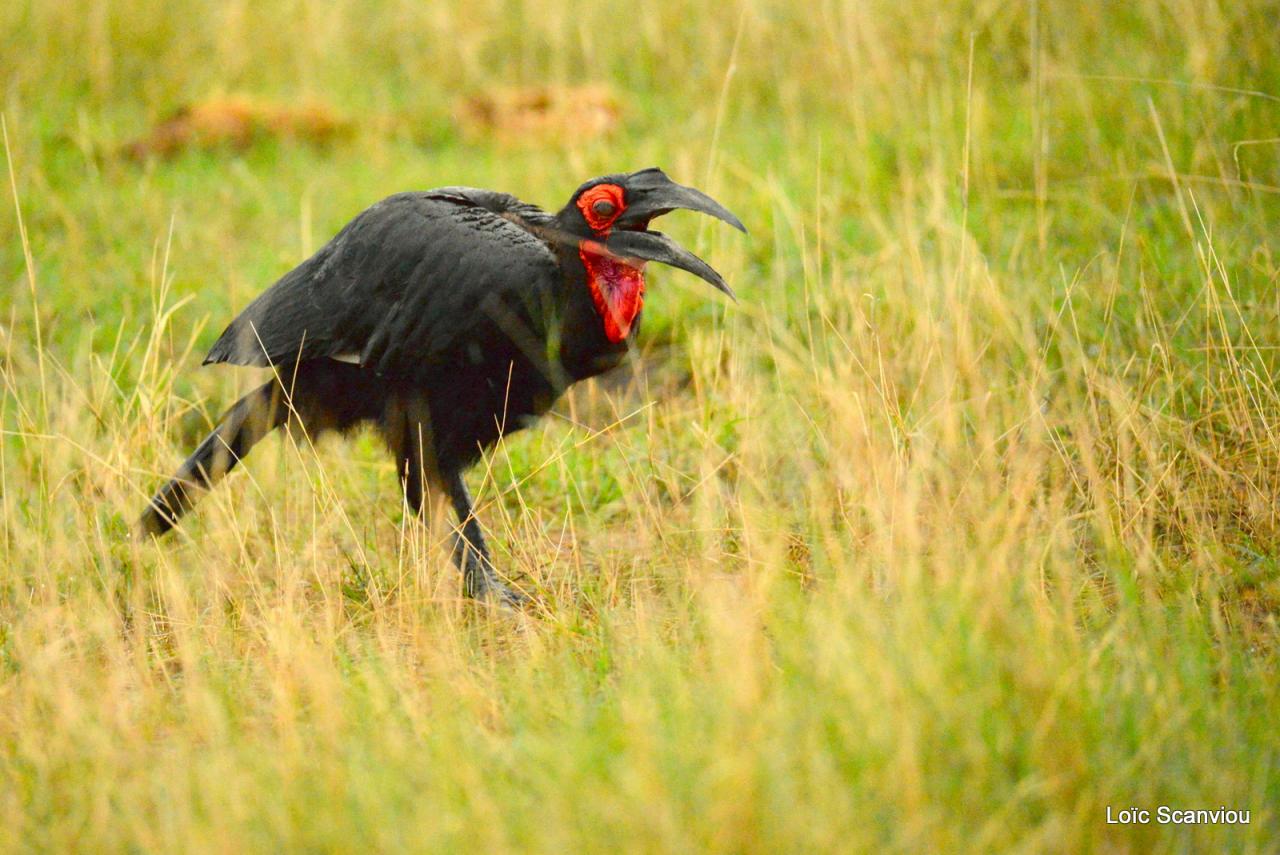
[604,168,746,301]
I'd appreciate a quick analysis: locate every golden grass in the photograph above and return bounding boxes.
[1,0,1278,851]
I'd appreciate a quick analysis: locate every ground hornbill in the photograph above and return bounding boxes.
[140,167,745,605]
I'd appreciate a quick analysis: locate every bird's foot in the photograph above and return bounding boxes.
[467,573,531,610]
[452,533,532,610]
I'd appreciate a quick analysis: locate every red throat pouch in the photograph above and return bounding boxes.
[579,246,645,343]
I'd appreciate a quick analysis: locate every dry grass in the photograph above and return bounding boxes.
[1,0,1278,851]
[119,95,350,161]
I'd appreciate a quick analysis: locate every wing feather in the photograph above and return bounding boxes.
[203,191,561,378]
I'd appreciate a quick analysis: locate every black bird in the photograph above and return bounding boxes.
[139,168,745,604]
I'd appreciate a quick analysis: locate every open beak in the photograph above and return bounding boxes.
[602,229,738,301]
[604,168,746,300]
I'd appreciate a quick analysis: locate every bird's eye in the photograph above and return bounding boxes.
[592,199,617,218]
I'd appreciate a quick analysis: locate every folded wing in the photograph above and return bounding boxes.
[203,191,561,379]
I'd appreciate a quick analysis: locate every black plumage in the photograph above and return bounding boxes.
[140,168,745,604]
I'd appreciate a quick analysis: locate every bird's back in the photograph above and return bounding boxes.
[204,189,563,377]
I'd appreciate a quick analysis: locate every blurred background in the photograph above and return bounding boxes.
[3,1,1278,355]
[1,1,1278,851]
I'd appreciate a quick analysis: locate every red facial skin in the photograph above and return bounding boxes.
[575,183,645,343]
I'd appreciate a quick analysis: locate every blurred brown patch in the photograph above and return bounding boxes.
[457,84,620,144]
[122,95,351,161]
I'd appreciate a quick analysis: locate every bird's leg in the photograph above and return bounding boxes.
[400,449,425,516]
[444,470,528,607]
[397,408,430,516]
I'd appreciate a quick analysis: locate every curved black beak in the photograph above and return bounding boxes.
[614,167,747,234]
[601,229,737,301]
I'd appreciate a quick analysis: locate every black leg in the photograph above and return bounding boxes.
[400,446,425,516]
[396,406,431,516]
[443,469,528,607]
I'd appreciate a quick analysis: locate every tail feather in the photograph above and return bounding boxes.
[139,380,290,536]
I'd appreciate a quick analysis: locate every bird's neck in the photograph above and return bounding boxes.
[577,241,645,343]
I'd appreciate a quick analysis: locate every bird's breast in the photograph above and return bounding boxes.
[578,244,646,343]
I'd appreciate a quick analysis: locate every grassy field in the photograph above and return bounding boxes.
[3,0,1279,851]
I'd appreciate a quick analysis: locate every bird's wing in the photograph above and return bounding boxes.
[203,191,562,377]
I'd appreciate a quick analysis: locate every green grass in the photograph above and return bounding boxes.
[3,0,1280,851]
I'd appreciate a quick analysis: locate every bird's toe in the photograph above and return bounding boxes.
[486,579,532,611]
[465,570,532,610]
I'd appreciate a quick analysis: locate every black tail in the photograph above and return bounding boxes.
[139,380,292,536]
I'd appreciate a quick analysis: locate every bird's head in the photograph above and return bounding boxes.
[558,167,746,302]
